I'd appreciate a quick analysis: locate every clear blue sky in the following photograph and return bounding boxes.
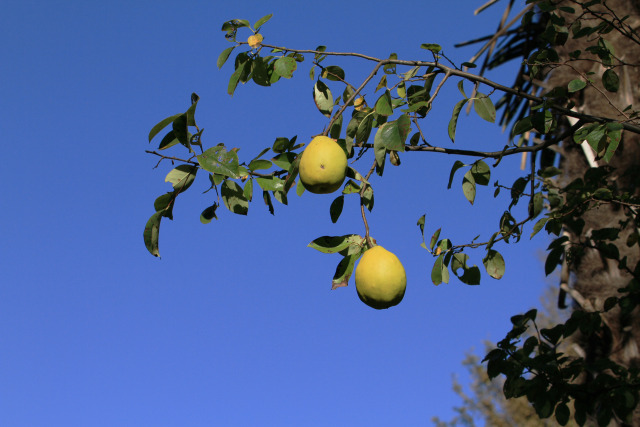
[1,1,553,425]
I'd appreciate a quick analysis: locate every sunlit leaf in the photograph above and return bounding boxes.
[473,93,495,123]
[165,164,197,193]
[313,80,333,117]
[483,250,505,279]
[374,90,393,116]
[197,146,240,178]
[249,159,272,171]
[462,170,476,204]
[308,235,353,254]
[274,56,297,79]
[256,176,284,191]
[254,13,273,29]
[431,254,449,285]
[217,46,235,69]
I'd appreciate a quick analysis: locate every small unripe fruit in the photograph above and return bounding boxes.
[247,34,263,48]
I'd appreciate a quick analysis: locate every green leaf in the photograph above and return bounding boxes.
[249,159,272,171]
[165,164,197,193]
[158,130,179,150]
[420,43,441,53]
[143,212,163,257]
[321,65,345,82]
[332,253,359,289]
[217,46,235,69]
[149,113,182,142]
[512,116,533,136]
[374,90,393,116]
[313,80,333,117]
[431,254,449,285]
[451,253,481,285]
[200,203,218,224]
[470,160,490,186]
[375,74,387,93]
[330,114,343,140]
[272,152,296,170]
[483,250,505,279]
[274,56,297,79]
[243,179,253,201]
[255,176,284,192]
[448,160,466,189]
[362,184,374,211]
[568,79,587,92]
[429,229,441,251]
[545,247,563,276]
[154,192,175,219]
[448,99,468,143]
[457,80,467,98]
[532,109,553,134]
[227,59,246,96]
[263,190,274,215]
[602,69,619,92]
[197,146,240,178]
[221,180,249,215]
[473,93,496,123]
[330,195,344,223]
[254,13,273,29]
[308,235,353,254]
[356,113,374,144]
[531,217,548,238]
[171,113,191,151]
[462,170,476,204]
[373,115,410,152]
[250,56,271,86]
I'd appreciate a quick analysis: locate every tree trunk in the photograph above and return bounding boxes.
[547,0,640,424]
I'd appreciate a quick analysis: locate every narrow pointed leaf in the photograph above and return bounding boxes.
[217,46,235,69]
[254,13,273,29]
[143,212,163,257]
[448,98,468,142]
[448,160,466,189]
[149,113,181,142]
[330,195,344,223]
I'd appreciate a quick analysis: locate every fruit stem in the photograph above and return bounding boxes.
[361,160,377,249]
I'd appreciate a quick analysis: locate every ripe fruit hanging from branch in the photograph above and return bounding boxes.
[298,135,348,194]
[355,245,407,310]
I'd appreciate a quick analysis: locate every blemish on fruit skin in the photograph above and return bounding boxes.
[320,164,325,169]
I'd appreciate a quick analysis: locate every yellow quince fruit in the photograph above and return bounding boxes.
[355,246,406,310]
[298,136,347,194]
